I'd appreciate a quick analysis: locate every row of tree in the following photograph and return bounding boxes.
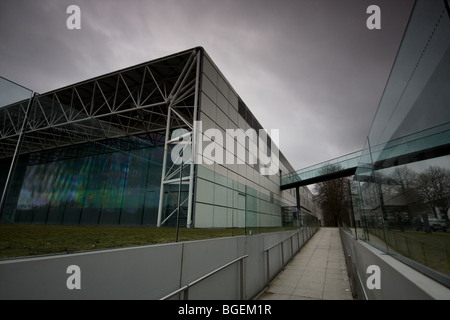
[390,166,450,220]
[313,165,450,227]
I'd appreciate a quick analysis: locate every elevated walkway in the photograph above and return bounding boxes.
[280,122,450,189]
[280,150,361,189]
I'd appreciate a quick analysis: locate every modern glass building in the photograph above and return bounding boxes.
[0,48,320,230]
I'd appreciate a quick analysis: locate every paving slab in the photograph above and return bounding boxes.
[257,227,354,300]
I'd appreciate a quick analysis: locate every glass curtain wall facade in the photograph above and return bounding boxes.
[1,133,164,225]
[349,0,450,284]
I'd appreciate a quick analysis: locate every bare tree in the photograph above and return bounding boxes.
[391,166,417,192]
[416,166,450,220]
[388,166,418,224]
[314,165,351,227]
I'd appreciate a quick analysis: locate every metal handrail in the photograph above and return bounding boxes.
[264,240,286,253]
[160,254,248,300]
[263,228,318,285]
[263,228,304,252]
[263,229,304,286]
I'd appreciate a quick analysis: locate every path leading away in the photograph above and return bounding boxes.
[257,227,353,300]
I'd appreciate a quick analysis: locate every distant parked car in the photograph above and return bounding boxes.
[413,216,447,232]
[428,217,447,232]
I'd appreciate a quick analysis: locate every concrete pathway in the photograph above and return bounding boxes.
[257,227,354,300]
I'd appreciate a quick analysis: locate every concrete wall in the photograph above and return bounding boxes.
[0,228,316,300]
[340,229,450,300]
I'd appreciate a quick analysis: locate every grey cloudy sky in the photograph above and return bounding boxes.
[0,0,414,171]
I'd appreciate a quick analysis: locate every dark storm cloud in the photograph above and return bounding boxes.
[0,0,414,171]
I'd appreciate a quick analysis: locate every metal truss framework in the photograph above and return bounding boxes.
[157,49,201,228]
[0,48,202,227]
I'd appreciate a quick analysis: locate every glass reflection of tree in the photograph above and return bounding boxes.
[387,165,450,222]
[416,166,450,221]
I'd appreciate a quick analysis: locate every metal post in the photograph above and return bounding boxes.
[176,160,183,242]
[239,258,244,300]
[0,93,36,219]
[296,186,300,209]
[296,186,301,227]
[290,236,294,258]
[347,179,358,239]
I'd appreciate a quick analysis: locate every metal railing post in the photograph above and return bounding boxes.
[290,236,294,258]
[239,258,244,300]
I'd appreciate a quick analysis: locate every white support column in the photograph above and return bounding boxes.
[186,50,202,228]
[156,49,199,228]
[157,106,172,227]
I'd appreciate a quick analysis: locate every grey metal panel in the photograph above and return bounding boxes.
[263,232,285,283]
[217,75,229,99]
[213,206,227,227]
[292,232,300,253]
[202,55,218,86]
[228,90,238,112]
[187,264,239,300]
[199,93,217,121]
[194,202,214,227]
[216,107,229,131]
[196,178,215,204]
[180,237,238,286]
[216,92,229,122]
[201,74,217,104]
[282,239,289,266]
[244,234,266,299]
[0,243,183,300]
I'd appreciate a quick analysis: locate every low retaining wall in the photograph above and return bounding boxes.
[0,227,317,300]
[340,229,450,300]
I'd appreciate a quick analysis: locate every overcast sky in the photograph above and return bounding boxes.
[0,0,414,171]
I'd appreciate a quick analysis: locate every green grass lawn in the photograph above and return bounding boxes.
[368,228,450,277]
[0,224,301,259]
[0,224,246,259]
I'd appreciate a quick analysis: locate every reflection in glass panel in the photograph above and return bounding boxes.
[355,156,450,277]
[351,0,450,281]
[1,133,165,226]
